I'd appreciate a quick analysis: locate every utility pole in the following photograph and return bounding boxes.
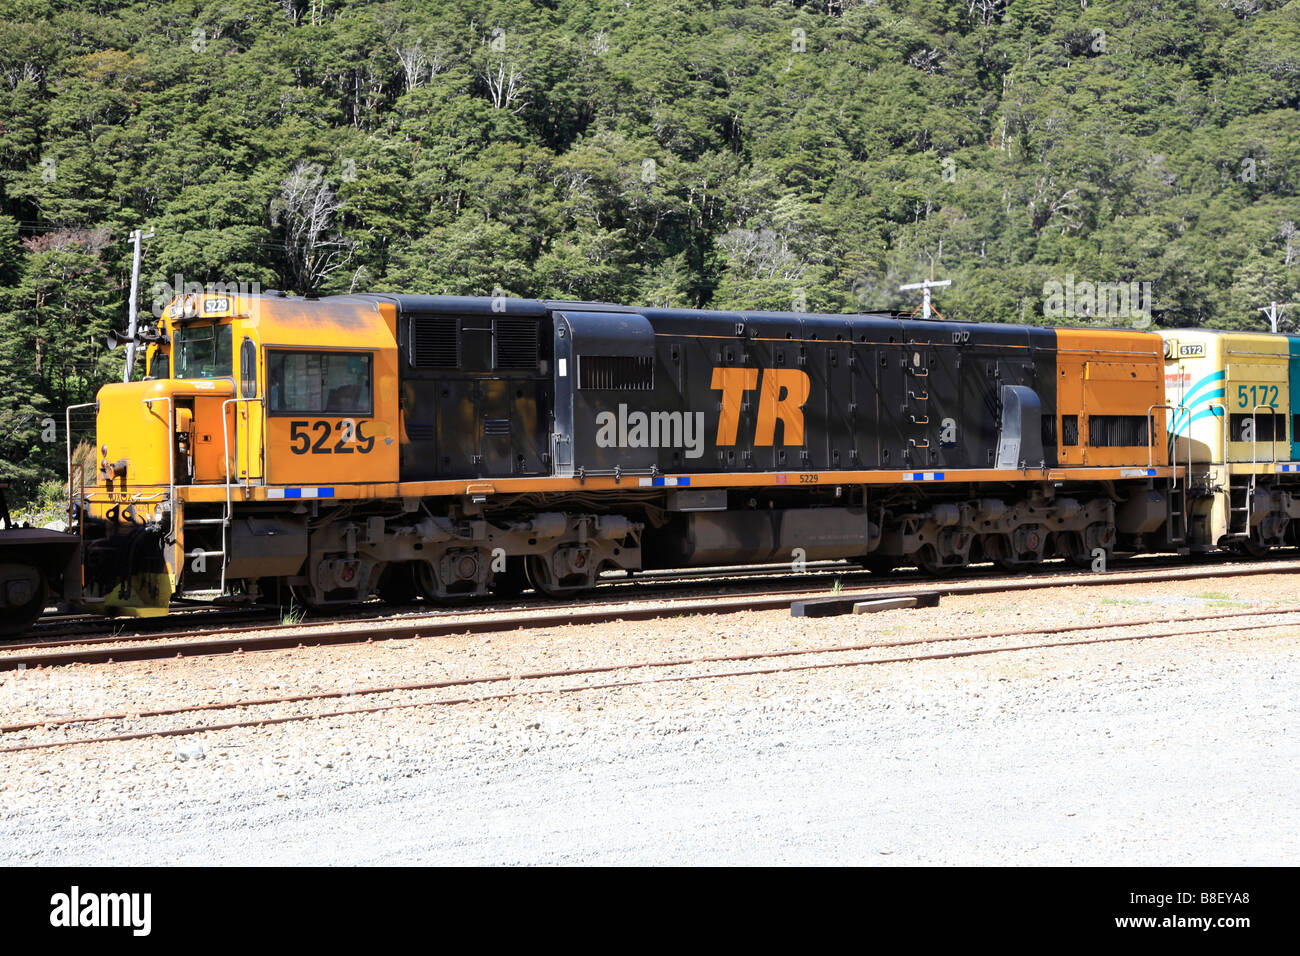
[122,227,154,382]
[899,277,952,319]
[1259,301,1285,335]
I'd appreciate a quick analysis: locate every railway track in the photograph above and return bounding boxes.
[20,559,867,641]
[23,549,1286,643]
[2,556,1299,673]
[9,550,1298,660]
[4,605,1297,755]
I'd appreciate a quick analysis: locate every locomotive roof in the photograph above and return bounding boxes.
[336,293,1057,334]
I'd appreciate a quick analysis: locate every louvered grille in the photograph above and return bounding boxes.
[578,355,655,391]
[494,319,539,370]
[1088,414,1150,447]
[410,315,459,368]
[1061,415,1079,447]
[1230,413,1287,442]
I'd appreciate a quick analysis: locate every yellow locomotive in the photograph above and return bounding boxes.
[83,292,400,613]
[1160,329,1300,554]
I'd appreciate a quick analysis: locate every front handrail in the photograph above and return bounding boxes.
[1249,403,1281,489]
[1147,403,1189,490]
[141,396,175,532]
[221,396,264,594]
[1206,402,1228,477]
[65,401,98,516]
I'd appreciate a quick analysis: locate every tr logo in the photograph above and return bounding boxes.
[710,368,811,447]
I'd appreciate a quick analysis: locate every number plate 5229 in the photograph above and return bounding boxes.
[288,419,375,454]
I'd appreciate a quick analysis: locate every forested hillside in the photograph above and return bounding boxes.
[1,0,1298,493]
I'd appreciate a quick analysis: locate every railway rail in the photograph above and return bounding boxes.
[5,604,1297,755]
[11,549,1296,654]
[3,558,1300,673]
[19,559,864,641]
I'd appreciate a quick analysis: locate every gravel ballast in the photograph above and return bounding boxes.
[1,598,1296,864]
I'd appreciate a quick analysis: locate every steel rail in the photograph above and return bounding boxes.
[5,559,1300,672]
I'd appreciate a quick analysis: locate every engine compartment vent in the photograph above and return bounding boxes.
[1089,414,1150,447]
[578,355,655,391]
[494,318,539,370]
[410,315,459,368]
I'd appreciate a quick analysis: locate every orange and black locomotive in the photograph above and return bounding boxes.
[60,289,1202,619]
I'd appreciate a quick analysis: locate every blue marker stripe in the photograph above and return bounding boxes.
[1178,370,1227,411]
[1172,387,1226,435]
[284,488,301,499]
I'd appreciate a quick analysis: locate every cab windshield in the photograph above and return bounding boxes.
[173,323,233,379]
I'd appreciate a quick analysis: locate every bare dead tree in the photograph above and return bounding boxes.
[481,56,529,112]
[1281,220,1296,267]
[273,161,354,294]
[479,31,531,113]
[967,0,1007,26]
[394,40,430,92]
[716,228,806,282]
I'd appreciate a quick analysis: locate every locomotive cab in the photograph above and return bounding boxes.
[81,292,400,614]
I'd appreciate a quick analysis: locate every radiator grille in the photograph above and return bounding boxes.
[578,355,655,391]
[1088,414,1150,447]
[410,315,459,368]
[494,319,539,370]
[1230,413,1286,442]
[1061,415,1079,447]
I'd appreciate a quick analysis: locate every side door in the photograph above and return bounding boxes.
[234,336,264,482]
[266,348,386,485]
[1226,362,1287,465]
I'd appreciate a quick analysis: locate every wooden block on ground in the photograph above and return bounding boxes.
[791,591,940,617]
[790,597,860,617]
[853,593,941,614]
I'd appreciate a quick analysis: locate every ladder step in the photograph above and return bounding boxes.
[185,518,228,525]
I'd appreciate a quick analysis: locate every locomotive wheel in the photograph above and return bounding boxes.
[415,561,473,606]
[375,562,418,605]
[0,564,45,638]
[914,545,959,578]
[525,553,596,599]
[287,585,343,616]
[490,556,528,600]
[981,536,1021,573]
[1059,533,1093,569]
[1232,536,1270,559]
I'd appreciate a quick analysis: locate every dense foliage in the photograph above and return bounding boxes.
[1,0,1297,493]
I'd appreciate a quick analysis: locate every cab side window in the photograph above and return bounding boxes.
[147,350,169,380]
[240,338,257,398]
[267,350,373,416]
